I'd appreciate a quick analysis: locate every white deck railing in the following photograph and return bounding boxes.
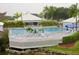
[9,26,74,49]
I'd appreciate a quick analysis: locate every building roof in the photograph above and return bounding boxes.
[62,17,79,23]
[15,13,41,22]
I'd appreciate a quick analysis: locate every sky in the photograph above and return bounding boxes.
[0,3,76,16]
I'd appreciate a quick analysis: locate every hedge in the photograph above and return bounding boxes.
[0,29,9,52]
[3,21,27,28]
[39,20,59,26]
[63,32,79,44]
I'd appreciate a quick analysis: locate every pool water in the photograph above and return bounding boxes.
[10,27,66,35]
[43,27,65,32]
[10,28,27,35]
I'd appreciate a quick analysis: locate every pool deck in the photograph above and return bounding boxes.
[9,30,74,49]
[9,32,73,42]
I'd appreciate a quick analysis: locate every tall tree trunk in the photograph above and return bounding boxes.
[76,3,78,31]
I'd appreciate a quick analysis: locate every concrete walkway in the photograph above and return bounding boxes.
[9,31,74,49]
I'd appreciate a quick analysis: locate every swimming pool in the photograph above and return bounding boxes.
[10,28,27,35]
[10,27,66,35]
[43,27,65,32]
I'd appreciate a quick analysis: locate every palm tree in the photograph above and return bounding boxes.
[42,6,56,20]
[68,3,78,31]
[13,12,22,20]
[76,3,78,31]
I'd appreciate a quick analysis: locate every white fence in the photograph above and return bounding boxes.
[9,27,73,49]
[9,39,62,49]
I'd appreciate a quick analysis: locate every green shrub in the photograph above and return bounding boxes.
[63,36,75,44]
[39,20,59,26]
[74,41,79,49]
[0,37,7,52]
[3,21,27,28]
[0,29,9,54]
[26,27,33,32]
[63,32,79,44]
[3,29,9,44]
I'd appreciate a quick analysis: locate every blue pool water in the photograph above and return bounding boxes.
[10,28,27,35]
[43,28,65,32]
[10,27,66,35]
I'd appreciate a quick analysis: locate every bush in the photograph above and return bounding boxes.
[3,21,27,28]
[63,36,75,44]
[3,29,9,44]
[39,20,59,26]
[63,32,79,44]
[26,27,33,32]
[74,41,79,49]
[0,37,7,52]
[0,29,9,54]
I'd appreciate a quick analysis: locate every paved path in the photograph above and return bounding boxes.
[9,31,74,49]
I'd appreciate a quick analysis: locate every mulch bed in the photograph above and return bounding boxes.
[59,42,75,48]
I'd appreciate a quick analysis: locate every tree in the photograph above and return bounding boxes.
[39,6,69,20]
[53,7,69,20]
[41,6,56,19]
[13,12,22,20]
[0,12,14,21]
[1,16,14,21]
[39,20,59,26]
[0,38,6,52]
[68,4,78,17]
[68,3,79,31]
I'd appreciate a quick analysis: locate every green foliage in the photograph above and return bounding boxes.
[26,27,33,32]
[68,4,78,17]
[13,12,22,19]
[3,29,9,44]
[47,40,79,55]
[0,29,8,53]
[42,6,56,19]
[47,44,79,54]
[39,4,79,20]
[3,21,26,28]
[53,7,69,20]
[74,41,79,49]
[0,38,6,52]
[63,36,75,44]
[39,20,59,26]
[39,5,69,20]
[0,12,14,21]
[0,16,14,22]
[63,32,79,44]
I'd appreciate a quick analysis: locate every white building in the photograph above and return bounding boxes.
[15,13,41,25]
[62,17,79,28]
[0,22,4,31]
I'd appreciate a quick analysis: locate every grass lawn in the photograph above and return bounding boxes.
[47,41,79,55]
